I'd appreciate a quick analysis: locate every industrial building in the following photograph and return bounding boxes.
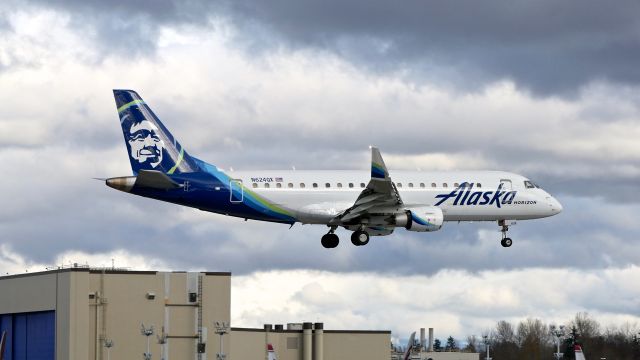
[0,266,391,360]
[390,328,479,360]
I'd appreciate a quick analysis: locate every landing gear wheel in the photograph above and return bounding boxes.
[351,230,370,246]
[321,233,339,248]
[498,220,513,248]
[501,237,512,248]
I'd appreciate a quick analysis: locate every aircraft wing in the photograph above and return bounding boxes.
[338,147,403,223]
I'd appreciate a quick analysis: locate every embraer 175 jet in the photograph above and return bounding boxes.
[106,90,562,248]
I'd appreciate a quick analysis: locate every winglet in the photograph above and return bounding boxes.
[371,147,389,180]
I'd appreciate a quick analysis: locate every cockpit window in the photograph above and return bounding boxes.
[524,180,540,189]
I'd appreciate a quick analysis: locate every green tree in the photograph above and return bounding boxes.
[433,338,442,352]
[445,336,458,351]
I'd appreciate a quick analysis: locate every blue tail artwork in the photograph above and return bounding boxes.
[114,89,199,175]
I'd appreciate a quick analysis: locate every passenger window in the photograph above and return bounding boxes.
[397,183,402,188]
[325,183,331,188]
[300,183,306,188]
[408,183,414,188]
[313,183,318,188]
[337,183,343,188]
[348,183,354,188]
[252,183,258,188]
[524,181,535,189]
[431,183,436,188]
[477,183,482,188]
[276,183,282,188]
[442,183,448,188]
[288,183,293,188]
[264,183,270,188]
[454,183,459,187]
[360,183,366,188]
[420,183,425,188]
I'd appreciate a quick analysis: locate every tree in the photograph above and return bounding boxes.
[464,335,478,353]
[433,338,442,352]
[445,336,458,351]
[516,318,551,360]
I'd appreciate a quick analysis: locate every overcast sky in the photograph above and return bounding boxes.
[1,0,639,345]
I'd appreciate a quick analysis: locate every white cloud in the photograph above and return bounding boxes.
[0,6,640,345]
[231,267,640,339]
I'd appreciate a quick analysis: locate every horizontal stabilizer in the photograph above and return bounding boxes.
[135,170,182,190]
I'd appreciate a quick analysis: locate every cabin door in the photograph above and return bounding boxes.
[230,179,244,203]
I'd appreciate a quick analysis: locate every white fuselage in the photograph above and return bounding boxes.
[228,170,562,224]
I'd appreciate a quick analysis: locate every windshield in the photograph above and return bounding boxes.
[524,180,541,189]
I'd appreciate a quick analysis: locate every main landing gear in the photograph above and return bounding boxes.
[321,227,370,248]
[499,220,513,248]
[321,227,339,248]
[351,229,370,246]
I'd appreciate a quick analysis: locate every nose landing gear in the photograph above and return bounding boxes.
[499,220,513,247]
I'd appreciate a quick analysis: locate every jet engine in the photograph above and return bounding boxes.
[394,206,444,232]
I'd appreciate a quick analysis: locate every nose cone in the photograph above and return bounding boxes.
[549,197,563,215]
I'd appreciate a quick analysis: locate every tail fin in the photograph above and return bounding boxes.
[113,90,199,175]
[403,332,416,360]
[574,344,586,360]
[267,344,277,360]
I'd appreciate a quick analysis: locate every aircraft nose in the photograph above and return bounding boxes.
[549,197,563,214]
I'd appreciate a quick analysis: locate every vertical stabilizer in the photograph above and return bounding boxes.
[113,89,199,175]
[267,343,277,360]
[574,344,586,360]
[403,332,416,360]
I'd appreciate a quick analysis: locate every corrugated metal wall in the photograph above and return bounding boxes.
[0,311,55,360]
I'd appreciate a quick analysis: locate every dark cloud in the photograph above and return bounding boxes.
[223,0,640,94]
[21,0,640,94]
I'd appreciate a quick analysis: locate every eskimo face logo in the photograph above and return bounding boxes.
[127,120,164,168]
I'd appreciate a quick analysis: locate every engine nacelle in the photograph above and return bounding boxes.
[394,206,444,232]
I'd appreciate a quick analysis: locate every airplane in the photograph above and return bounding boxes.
[402,332,416,360]
[105,90,563,248]
[267,343,277,360]
[574,344,586,360]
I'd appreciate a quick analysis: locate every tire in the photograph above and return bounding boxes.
[351,230,370,246]
[321,233,339,248]
[501,237,513,247]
